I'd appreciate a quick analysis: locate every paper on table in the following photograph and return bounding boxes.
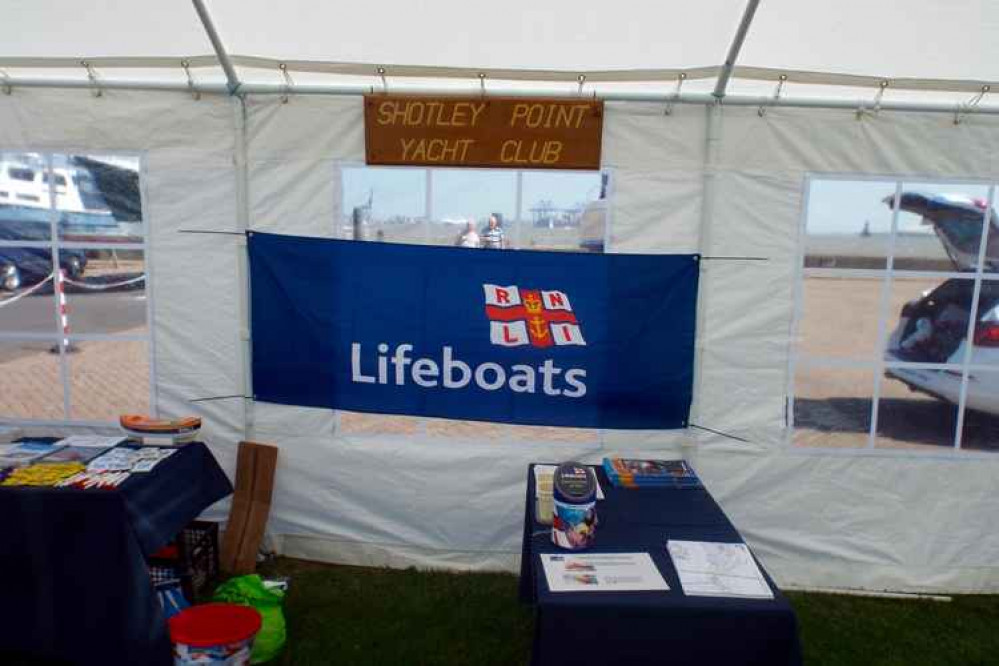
[55,435,127,448]
[540,553,669,592]
[534,465,605,500]
[666,540,774,599]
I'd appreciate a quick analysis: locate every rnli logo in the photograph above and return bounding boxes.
[483,284,586,348]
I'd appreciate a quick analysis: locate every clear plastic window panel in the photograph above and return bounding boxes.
[520,171,604,252]
[793,363,874,449]
[0,151,150,424]
[804,179,897,270]
[341,166,426,243]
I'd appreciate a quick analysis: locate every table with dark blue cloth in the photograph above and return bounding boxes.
[0,441,232,666]
[519,464,802,666]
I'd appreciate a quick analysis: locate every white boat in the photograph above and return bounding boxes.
[0,154,118,236]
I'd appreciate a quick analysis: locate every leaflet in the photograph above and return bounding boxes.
[54,435,127,448]
[540,552,669,592]
[666,540,773,600]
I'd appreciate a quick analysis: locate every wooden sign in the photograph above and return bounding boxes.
[364,95,603,170]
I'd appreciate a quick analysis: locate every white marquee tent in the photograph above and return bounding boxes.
[3,0,999,593]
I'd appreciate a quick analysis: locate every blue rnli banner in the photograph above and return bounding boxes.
[248,232,699,429]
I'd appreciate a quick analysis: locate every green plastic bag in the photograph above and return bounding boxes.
[213,574,286,664]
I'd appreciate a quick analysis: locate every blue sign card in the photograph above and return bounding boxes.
[249,231,699,429]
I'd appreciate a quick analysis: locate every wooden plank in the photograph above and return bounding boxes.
[364,95,603,170]
[220,441,257,573]
[233,443,279,575]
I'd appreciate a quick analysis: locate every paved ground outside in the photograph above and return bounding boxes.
[0,258,149,422]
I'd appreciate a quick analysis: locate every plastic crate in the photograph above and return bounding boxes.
[147,520,220,603]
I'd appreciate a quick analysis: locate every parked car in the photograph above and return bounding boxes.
[0,247,87,291]
[884,192,999,414]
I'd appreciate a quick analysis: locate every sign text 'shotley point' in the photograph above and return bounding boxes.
[374,99,596,166]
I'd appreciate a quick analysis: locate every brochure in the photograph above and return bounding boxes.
[540,552,669,592]
[54,435,127,449]
[0,441,66,467]
[666,540,773,600]
[41,446,109,464]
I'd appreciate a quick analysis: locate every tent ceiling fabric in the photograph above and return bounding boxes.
[2,0,997,95]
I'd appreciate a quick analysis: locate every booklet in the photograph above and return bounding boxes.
[54,435,127,448]
[666,540,773,600]
[540,552,669,592]
[41,446,109,464]
[0,441,66,467]
[602,457,701,489]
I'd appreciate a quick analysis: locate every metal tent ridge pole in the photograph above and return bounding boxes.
[190,0,241,95]
[713,0,762,99]
[5,76,999,116]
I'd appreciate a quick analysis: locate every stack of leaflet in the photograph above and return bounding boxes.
[602,457,701,489]
[0,440,66,468]
[44,436,126,464]
[59,445,177,489]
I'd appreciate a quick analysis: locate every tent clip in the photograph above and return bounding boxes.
[758,74,787,117]
[181,60,201,101]
[954,85,990,125]
[664,72,686,116]
[279,63,294,104]
[80,60,103,98]
[478,72,486,97]
[857,79,889,120]
[577,74,586,97]
[377,66,388,94]
[0,70,11,96]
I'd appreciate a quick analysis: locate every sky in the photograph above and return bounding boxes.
[806,179,993,236]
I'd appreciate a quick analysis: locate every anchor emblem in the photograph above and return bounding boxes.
[529,316,549,339]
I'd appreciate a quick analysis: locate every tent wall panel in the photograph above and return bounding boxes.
[0,89,246,507]
[3,89,999,591]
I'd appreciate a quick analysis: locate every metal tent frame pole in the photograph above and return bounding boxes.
[5,76,999,116]
[190,0,241,94]
[713,0,762,99]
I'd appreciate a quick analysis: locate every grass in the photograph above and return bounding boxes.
[6,558,999,665]
[259,558,534,666]
[787,590,999,666]
[260,558,999,666]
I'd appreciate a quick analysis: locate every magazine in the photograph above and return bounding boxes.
[602,457,701,489]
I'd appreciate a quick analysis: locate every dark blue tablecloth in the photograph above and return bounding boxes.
[519,464,802,666]
[0,441,232,666]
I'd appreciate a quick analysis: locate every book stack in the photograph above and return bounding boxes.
[0,440,66,468]
[602,457,701,489]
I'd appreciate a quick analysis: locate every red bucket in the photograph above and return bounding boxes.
[169,603,262,666]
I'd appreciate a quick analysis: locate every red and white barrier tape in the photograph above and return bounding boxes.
[62,274,146,290]
[0,272,55,309]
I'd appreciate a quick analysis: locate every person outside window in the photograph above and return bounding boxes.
[481,214,506,249]
[455,219,481,248]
